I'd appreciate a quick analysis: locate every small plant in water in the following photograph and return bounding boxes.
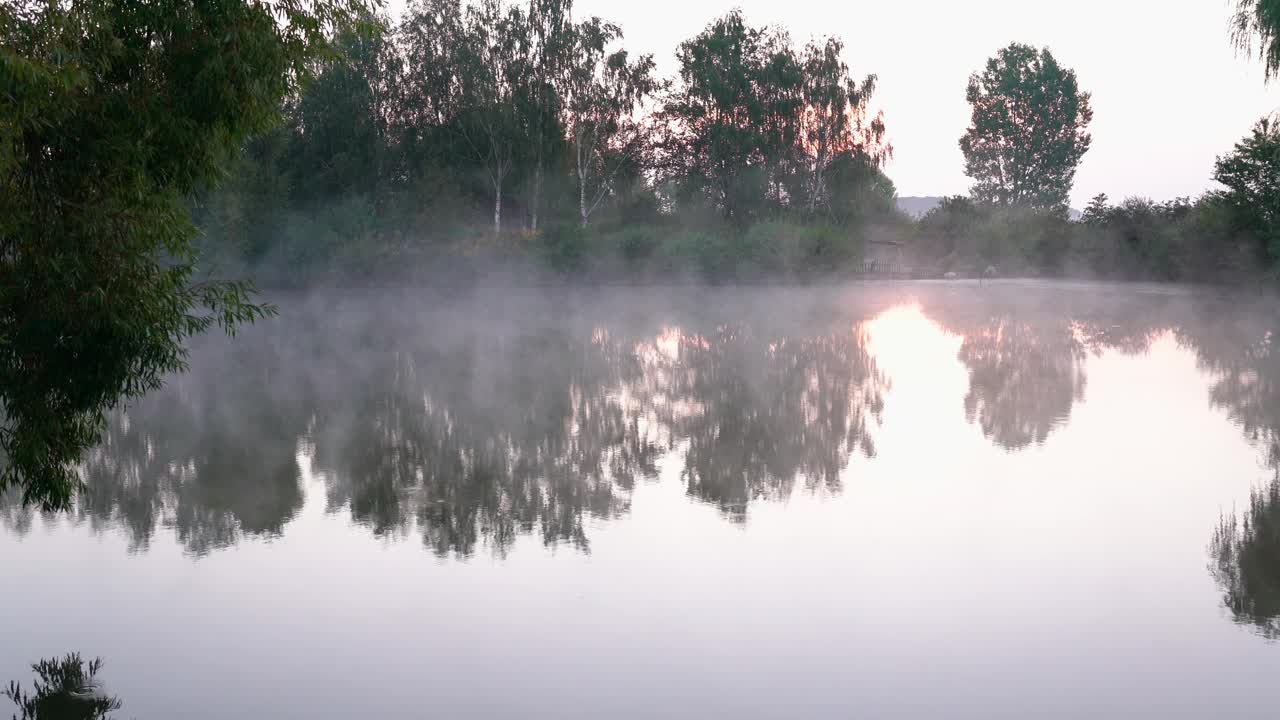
[3,654,121,720]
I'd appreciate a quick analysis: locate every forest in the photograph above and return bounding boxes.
[188,1,1280,285]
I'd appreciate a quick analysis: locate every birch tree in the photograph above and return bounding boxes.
[454,0,525,236]
[799,37,888,213]
[563,18,657,227]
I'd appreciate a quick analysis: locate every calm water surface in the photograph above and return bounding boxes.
[4,281,1280,718]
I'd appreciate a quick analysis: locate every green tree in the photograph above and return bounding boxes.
[1213,117,1280,263]
[0,0,362,509]
[563,17,658,227]
[959,43,1093,212]
[1232,0,1280,80]
[453,0,527,236]
[287,14,401,208]
[659,11,803,220]
[798,37,889,213]
[519,0,573,231]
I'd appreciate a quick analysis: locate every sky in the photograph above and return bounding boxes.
[391,0,1280,208]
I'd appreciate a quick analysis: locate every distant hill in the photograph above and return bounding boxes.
[896,196,944,219]
[896,195,1082,221]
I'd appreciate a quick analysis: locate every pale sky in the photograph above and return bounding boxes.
[393,0,1280,208]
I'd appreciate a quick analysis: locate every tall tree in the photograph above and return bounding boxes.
[288,14,401,207]
[659,11,803,220]
[959,43,1093,212]
[453,0,527,236]
[1232,0,1280,80]
[563,17,657,227]
[520,0,573,231]
[1214,116,1280,262]
[399,0,465,177]
[798,37,890,214]
[0,0,363,509]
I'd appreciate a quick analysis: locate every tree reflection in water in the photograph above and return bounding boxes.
[0,289,894,555]
[1183,295,1280,637]
[634,323,883,520]
[10,283,1280,612]
[919,287,1167,451]
[1210,476,1280,638]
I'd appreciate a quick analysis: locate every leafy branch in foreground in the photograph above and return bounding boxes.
[1232,0,1280,80]
[0,0,365,509]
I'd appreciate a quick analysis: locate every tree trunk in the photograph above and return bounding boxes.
[577,142,588,228]
[531,163,542,231]
[494,183,503,237]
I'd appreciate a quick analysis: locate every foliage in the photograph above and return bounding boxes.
[564,17,658,227]
[910,179,1272,283]
[959,43,1093,212]
[657,12,889,222]
[0,0,367,509]
[193,4,900,286]
[1211,476,1280,638]
[656,11,799,221]
[1232,0,1280,80]
[4,654,121,720]
[1213,116,1280,264]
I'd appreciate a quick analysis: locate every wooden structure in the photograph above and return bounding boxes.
[861,238,913,277]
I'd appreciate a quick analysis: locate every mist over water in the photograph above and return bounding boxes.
[6,280,1280,718]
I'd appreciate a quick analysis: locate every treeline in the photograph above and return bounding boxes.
[194,2,1280,285]
[194,0,897,284]
[912,117,1280,283]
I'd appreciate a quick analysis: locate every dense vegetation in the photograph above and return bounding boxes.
[189,1,1280,286]
[193,2,898,285]
[0,0,362,508]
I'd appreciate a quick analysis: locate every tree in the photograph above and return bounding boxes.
[1214,116,1280,262]
[823,151,897,224]
[0,0,363,509]
[1082,193,1110,225]
[519,0,573,231]
[1232,0,1280,80]
[659,11,803,220]
[798,37,889,214]
[563,17,658,227]
[287,14,402,208]
[399,0,465,170]
[959,43,1093,212]
[452,0,527,236]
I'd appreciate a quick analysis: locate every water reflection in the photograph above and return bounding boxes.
[306,322,652,555]
[1180,296,1280,468]
[8,285,1280,575]
[1,291,898,555]
[1186,296,1280,637]
[1210,476,1280,638]
[925,288,1168,450]
[636,324,883,520]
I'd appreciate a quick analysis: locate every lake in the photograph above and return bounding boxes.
[4,280,1280,719]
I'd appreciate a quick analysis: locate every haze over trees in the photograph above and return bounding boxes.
[193,3,901,284]
[3,0,1280,510]
[192,1,1277,288]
